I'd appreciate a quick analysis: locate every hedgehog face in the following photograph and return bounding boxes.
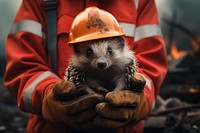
[88,46,112,71]
[71,37,134,71]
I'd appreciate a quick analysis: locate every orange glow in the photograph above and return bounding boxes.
[170,44,187,59]
[179,87,199,94]
[188,88,199,93]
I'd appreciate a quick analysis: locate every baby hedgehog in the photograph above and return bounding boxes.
[65,37,137,96]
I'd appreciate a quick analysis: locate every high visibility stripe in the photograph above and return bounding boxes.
[135,72,152,90]
[134,24,162,42]
[9,20,43,38]
[119,22,136,37]
[23,71,58,113]
[134,0,139,10]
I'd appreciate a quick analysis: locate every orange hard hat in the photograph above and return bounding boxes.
[68,6,125,44]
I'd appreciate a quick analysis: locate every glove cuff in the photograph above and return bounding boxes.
[44,79,62,96]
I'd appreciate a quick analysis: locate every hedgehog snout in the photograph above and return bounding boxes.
[96,57,108,70]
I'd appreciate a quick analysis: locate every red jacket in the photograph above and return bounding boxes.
[4,0,167,133]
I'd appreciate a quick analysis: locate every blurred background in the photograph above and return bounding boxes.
[0,0,21,76]
[0,0,200,133]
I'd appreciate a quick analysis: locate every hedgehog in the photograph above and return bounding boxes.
[64,36,137,97]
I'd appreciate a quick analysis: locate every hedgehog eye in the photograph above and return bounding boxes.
[86,48,93,57]
[107,47,112,55]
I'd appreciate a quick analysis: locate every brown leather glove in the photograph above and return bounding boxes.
[42,80,104,129]
[94,74,150,129]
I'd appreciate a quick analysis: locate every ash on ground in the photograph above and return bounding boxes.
[144,95,200,133]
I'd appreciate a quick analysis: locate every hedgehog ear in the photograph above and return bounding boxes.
[117,37,125,50]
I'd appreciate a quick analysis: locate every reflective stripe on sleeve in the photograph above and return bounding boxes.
[134,24,162,42]
[23,71,58,113]
[9,20,43,38]
[135,72,152,90]
[119,22,136,37]
[134,0,139,10]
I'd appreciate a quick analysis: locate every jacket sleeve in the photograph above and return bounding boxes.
[4,0,61,114]
[133,0,168,111]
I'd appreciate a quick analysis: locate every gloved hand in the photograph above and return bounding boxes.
[94,74,150,129]
[42,80,104,129]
